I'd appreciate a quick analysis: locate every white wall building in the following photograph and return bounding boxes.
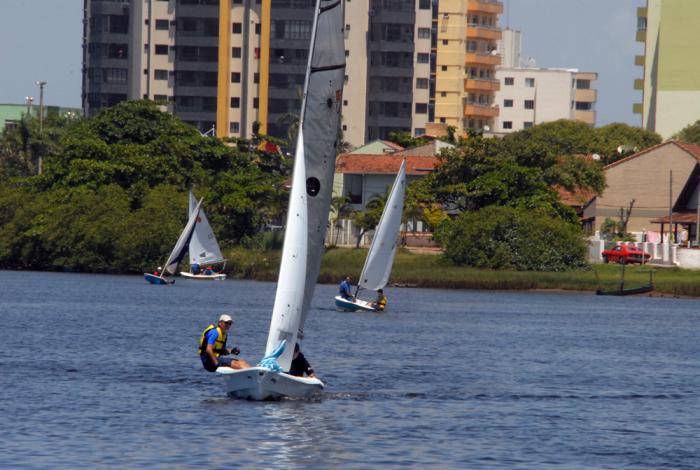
[494,29,597,134]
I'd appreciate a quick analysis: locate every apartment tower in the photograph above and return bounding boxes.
[635,0,700,138]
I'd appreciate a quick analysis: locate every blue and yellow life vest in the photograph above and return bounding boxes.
[198,324,227,356]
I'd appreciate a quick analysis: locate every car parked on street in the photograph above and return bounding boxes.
[601,244,651,264]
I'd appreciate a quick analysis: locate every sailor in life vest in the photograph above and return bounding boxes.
[373,289,387,311]
[198,314,251,372]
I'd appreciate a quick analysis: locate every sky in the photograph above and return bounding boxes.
[0,0,645,126]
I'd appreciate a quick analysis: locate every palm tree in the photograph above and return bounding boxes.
[330,195,353,246]
[352,191,387,248]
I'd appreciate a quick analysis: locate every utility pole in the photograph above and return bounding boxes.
[36,81,47,175]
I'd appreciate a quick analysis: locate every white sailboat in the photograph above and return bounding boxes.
[216,0,346,400]
[335,159,407,312]
[180,191,227,280]
[144,197,204,285]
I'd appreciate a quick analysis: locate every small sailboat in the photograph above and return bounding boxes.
[144,196,204,285]
[335,159,407,312]
[180,191,227,281]
[216,0,345,400]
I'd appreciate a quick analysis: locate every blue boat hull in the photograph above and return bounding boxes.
[334,295,378,312]
[144,273,174,285]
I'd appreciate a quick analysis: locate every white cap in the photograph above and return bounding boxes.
[219,314,233,323]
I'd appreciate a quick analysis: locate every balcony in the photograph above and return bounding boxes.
[633,103,643,114]
[464,78,500,93]
[635,55,645,66]
[467,0,504,14]
[464,103,499,118]
[575,88,597,102]
[466,24,502,41]
[634,78,644,90]
[464,51,500,66]
[636,30,646,42]
[574,110,595,125]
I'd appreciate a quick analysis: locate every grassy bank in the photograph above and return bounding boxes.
[222,247,700,297]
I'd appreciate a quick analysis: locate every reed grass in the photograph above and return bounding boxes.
[222,247,700,297]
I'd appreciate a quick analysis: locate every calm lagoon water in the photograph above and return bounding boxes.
[1,271,698,469]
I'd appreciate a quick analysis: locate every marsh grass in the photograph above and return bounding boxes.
[223,247,700,297]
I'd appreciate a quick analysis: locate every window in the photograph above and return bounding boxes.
[441,65,447,71]
[230,122,240,133]
[232,47,242,58]
[416,78,429,89]
[231,72,240,83]
[254,73,259,84]
[523,122,533,129]
[155,19,169,30]
[154,69,169,80]
[253,98,259,109]
[255,23,261,35]
[154,44,168,55]
[503,121,513,129]
[415,103,428,114]
[230,97,240,108]
[232,22,242,34]
[417,28,430,39]
[415,128,425,136]
[504,77,514,86]
[345,50,349,57]
[524,100,534,109]
[442,40,448,45]
[576,79,591,89]
[575,102,593,110]
[154,94,168,101]
[417,53,429,64]
[525,77,535,87]
[419,0,430,8]
[503,99,513,107]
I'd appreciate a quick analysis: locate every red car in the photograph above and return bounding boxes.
[602,245,651,264]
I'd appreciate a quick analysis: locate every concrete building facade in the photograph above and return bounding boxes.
[635,0,700,138]
[83,0,503,146]
[494,29,597,134]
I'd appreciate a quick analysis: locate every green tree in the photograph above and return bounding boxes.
[595,123,661,164]
[673,119,700,146]
[351,193,386,248]
[435,205,588,271]
[330,195,353,246]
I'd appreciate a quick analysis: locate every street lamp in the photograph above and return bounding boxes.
[35,81,47,175]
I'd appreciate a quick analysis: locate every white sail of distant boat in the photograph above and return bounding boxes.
[335,160,407,311]
[218,0,345,399]
[144,197,204,285]
[180,191,227,280]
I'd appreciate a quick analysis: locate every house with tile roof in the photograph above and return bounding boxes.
[334,140,453,211]
[584,140,700,244]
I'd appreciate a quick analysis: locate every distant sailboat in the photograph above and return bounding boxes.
[180,191,227,281]
[216,0,345,400]
[144,197,204,285]
[335,159,407,312]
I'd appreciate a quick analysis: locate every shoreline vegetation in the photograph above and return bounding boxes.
[222,247,700,298]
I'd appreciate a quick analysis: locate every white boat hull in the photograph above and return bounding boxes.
[216,366,324,400]
[180,271,226,281]
[334,295,378,312]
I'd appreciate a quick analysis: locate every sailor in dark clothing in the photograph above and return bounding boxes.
[289,343,315,378]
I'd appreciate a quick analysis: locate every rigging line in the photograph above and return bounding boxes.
[320,0,341,13]
[311,63,345,73]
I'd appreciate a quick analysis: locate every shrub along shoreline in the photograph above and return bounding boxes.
[222,247,700,298]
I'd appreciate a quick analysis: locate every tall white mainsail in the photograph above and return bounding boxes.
[162,197,203,276]
[358,159,407,292]
[188,191,224,266]
[265,0,346,371]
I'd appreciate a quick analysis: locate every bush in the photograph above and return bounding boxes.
[435,206,588,271]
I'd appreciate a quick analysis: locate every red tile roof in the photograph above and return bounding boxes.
[553,185,597,207]
[336,154,439,175]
